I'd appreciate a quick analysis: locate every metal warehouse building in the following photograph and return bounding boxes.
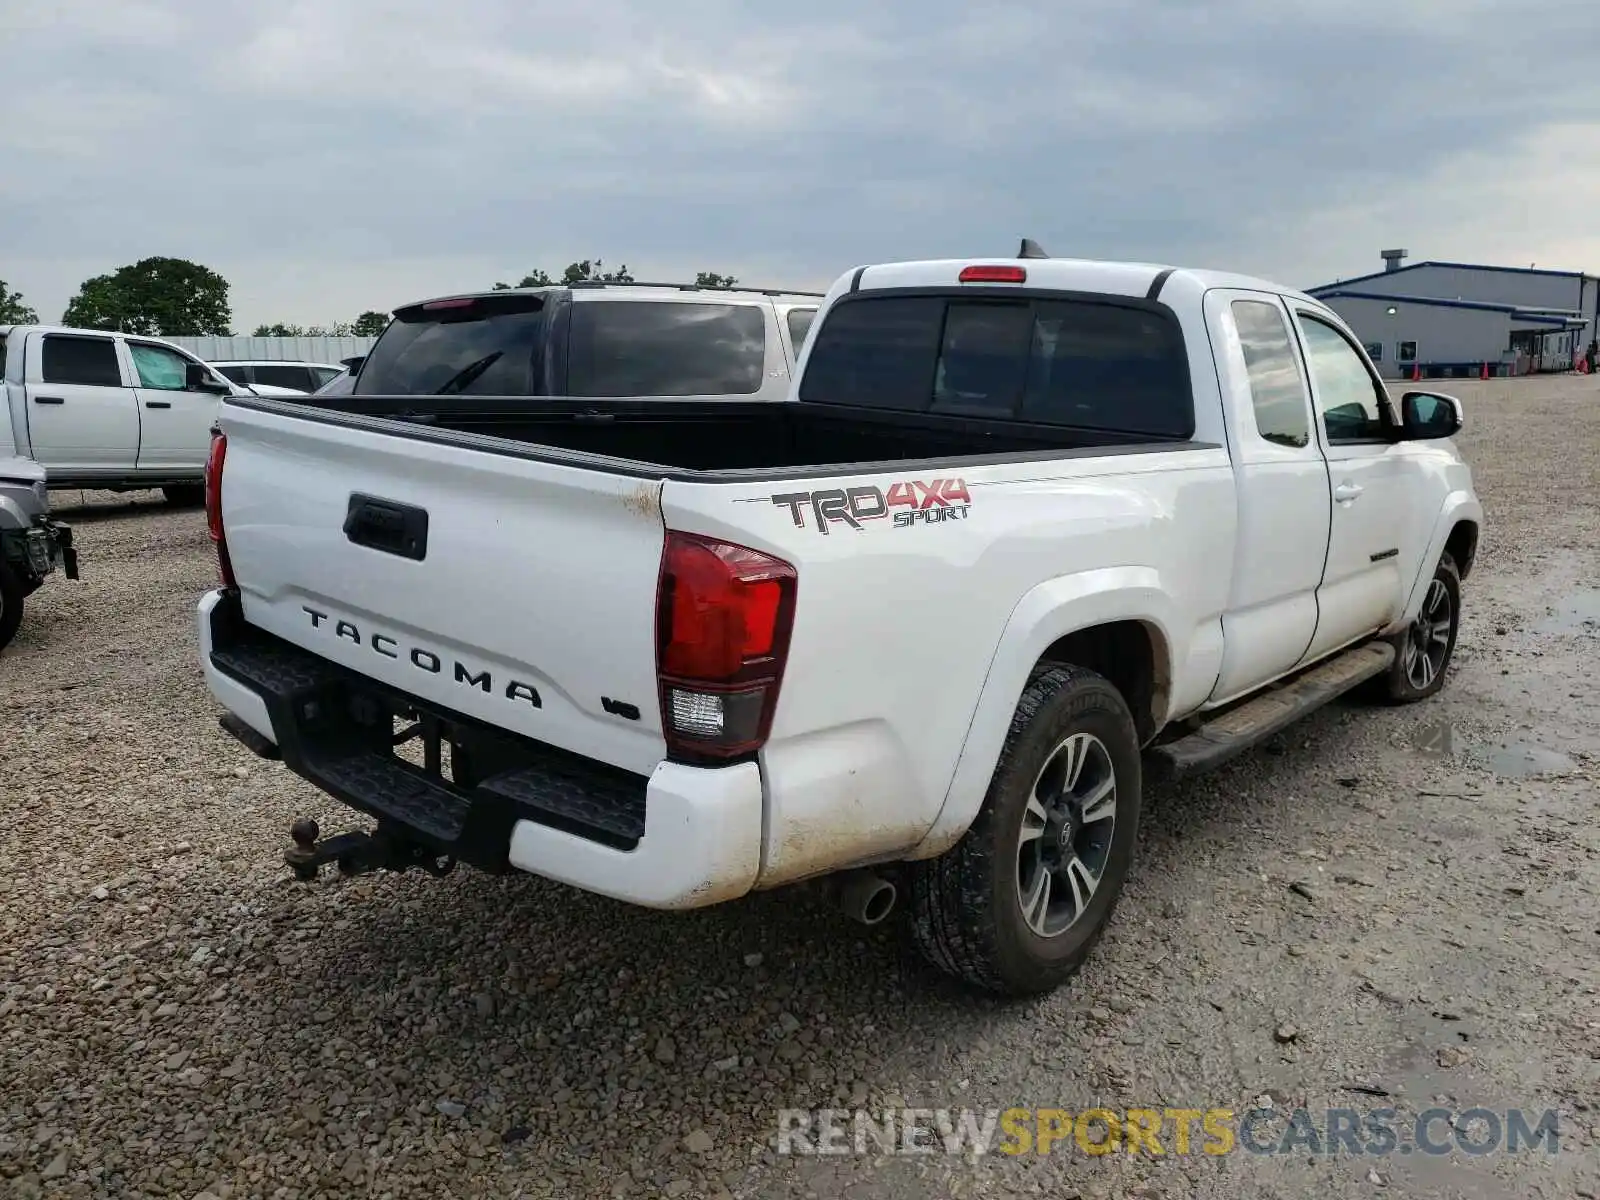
[1307,250,1598,379]
[163,335,379,364]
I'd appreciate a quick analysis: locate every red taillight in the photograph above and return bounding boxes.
[656,532,797,760]
[422,297,476,310]
[959,264,1027,284]
[204,431,236,588]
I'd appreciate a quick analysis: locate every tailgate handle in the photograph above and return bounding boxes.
[344,494,429,561]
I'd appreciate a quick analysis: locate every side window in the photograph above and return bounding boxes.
[314,370,355,397]
[216,365,251,385]
[311,366,343,388]
[567,301,766,397]
[786,308,816,353]
[1298,315,1390,442]
[1397,341,1417,361]
[1364,342,1383,362]
[1231,300,1310,448]
[252,364,317,392]
[129,342,191,390]
[41,335,122,387]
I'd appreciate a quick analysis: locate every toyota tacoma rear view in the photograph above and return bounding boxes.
[196,248,1481,996]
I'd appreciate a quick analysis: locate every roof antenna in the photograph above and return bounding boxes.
[1018,237,1050,260]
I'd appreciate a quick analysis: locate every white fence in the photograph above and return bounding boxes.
[163,335,379,364]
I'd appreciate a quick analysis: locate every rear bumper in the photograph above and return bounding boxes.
[2,518,78,590]
[195,588,762,908]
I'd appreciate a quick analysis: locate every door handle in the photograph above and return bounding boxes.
[1334,482,1364,503]
[34,396,65,405]
[144,400,172,409]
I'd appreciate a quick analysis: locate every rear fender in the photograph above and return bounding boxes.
[908,567,1178,859]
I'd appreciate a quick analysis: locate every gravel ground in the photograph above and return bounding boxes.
[2,375,1597,1200]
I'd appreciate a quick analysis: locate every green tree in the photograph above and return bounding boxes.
[351,310,390,336]
[0,279,39,325]
[493,269,554,290]
[694,271,738,289]
[562,259,633,284]
[62,257,232,335]
[492,261,635,289]
[252,322,306,336]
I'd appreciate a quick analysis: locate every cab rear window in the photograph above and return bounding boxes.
[799,294,1194,438]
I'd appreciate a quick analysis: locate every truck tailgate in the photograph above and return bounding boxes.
[216,404,668,776]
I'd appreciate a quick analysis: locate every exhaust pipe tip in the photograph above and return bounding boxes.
[830,869,898,926]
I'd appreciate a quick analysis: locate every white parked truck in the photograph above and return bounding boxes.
[196,248,1482,996]
[0,324,308,504]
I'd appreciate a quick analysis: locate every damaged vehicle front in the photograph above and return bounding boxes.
[0,456,79,650]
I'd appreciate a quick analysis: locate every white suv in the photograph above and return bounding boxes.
[335,282,823,401]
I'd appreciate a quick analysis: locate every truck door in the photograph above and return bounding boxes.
[1289,308,1411,662]
[24,332,139,474]
[126,341,223,472]
[1204,290,1332,704]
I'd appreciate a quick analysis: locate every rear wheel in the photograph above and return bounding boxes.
[163,484,205,507]
[909,664,1142,997]
[0,561,25,651]
[1374,552,1461,703]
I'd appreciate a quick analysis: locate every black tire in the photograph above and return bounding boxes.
[1372,552,1461,704]
[0,561,24,651]
[909,663,1142,997]
[163,484,205,507]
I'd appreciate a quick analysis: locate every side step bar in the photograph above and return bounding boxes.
[1148,641,1394,780]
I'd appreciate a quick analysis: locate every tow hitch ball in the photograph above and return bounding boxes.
[285,817,457,882]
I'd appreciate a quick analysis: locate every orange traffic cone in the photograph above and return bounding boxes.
[1412,362,1421,382]
[1480,361,1489,380]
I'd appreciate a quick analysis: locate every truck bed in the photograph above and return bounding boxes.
[239,394,1190,479]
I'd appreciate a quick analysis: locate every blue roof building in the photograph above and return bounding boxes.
[1307,251,1597,378]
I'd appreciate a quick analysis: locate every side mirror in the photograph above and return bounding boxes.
[340,355,366,373]
[1400,391,1463,440]
[186,362,232,394]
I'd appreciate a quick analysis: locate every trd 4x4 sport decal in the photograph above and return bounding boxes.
[769,478,972,535]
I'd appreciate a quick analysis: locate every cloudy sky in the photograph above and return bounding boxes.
[3,0,1597,330]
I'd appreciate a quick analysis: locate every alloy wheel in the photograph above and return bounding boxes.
[1015,732,1118,938]
[1404,577,1453,690]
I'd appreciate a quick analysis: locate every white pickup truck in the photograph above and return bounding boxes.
[197,250,1482,996]
[1,324,305,503]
